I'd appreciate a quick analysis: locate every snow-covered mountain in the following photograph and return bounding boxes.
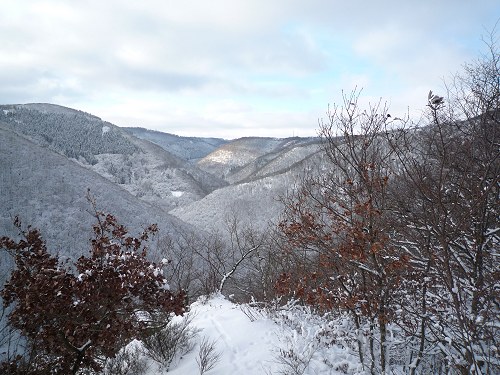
[0,104,331,239]
[0,121,194,245]
[0,103,326,238]
[197,137,318,182]
[0,104,226,212]
[0,122,199,284]
[170,144,326,232]
[123,127,228,163]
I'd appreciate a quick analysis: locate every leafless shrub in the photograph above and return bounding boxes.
[276,346,315,375]
[239,302,268,322]
[196,336,222,375]
[141,313,200,370]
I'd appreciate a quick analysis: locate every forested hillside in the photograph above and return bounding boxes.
[170,142,325,232]
[124,127,228,162]
[0,123,193,260]
[197,136,318,181]
[0,104,226,211]
[0,104,137,164]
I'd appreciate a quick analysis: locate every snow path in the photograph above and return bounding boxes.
[162,295,281,374]
[142,295,364,374]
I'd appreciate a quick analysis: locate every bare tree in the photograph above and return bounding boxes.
[385,29,499,374]
[156,213,269,302]
[277,89,411,373]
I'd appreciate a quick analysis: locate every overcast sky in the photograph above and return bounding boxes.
[1,1,498,139]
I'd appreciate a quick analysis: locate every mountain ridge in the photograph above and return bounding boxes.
[0,104,227,212]
[0,102,326,237]
[123,126,228,163]
[0,121,194,260]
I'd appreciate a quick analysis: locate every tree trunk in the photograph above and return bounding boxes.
[379,315,387,374]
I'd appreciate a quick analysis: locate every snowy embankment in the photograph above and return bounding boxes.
[139,295,363,375]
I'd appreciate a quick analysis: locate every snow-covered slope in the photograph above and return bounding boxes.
[0,104,226,211]
[171,176,286,232]
[170,151,326,233]
[126,295,364,375]
[124,127,228,162]
[164,296,279,374]
[225,140,322,184]
[0,123,193,262]
[197,137,317,182]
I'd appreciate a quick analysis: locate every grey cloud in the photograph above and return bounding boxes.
[1,0,499,138]
[0,69,84,104]
[111,67,211,92]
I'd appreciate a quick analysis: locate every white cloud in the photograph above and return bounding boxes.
[0,0,499,138]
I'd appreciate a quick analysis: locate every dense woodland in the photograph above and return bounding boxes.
[0,36,498,374]
[0,106,138,164]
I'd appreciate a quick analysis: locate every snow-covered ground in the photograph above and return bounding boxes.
[162,296,279,374]
[135,295,364,375]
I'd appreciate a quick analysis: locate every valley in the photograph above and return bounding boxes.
[0,95,497,375]
[0,103,322,244]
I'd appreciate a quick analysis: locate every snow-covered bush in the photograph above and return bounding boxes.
[0,208,186,374]
[101,343,149,375]
[268,301,365,374]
